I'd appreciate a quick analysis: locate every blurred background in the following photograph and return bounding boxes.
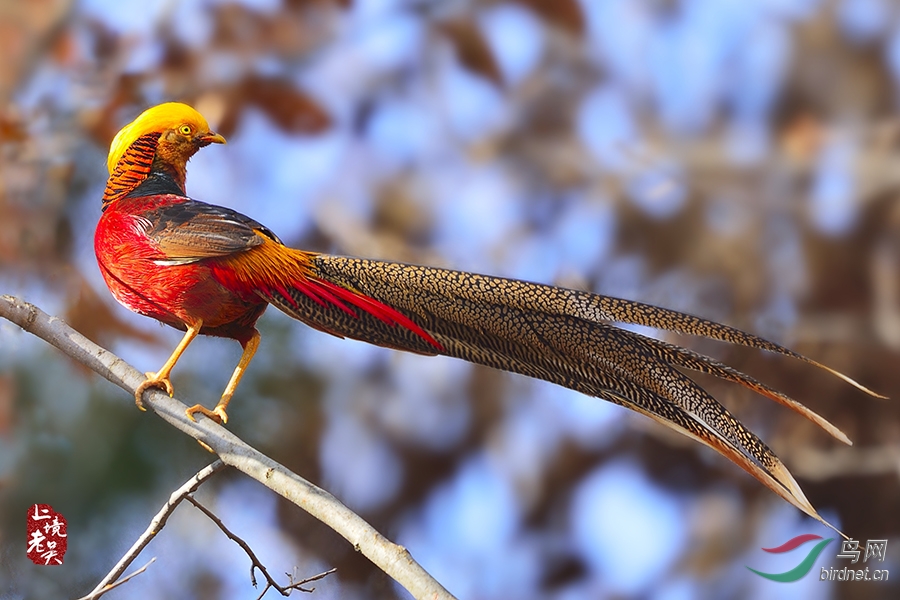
[1,0,899,598]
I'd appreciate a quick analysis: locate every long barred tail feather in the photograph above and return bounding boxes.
[255,252,883,535]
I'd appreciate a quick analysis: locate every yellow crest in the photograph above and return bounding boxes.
[107,102,214,174]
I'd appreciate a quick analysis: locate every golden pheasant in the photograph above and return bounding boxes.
[94,102,883,534]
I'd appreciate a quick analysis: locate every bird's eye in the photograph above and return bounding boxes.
[179,125,192,135]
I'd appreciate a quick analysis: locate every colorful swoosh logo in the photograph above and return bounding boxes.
[747,534,834,582]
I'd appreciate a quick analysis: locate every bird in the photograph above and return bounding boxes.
[95,102,883,534]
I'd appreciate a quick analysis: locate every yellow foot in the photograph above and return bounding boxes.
[134,372,174,410]
[185,403,228,425]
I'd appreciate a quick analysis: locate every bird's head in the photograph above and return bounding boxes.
[106,102,226,175]
[103,102,226,204]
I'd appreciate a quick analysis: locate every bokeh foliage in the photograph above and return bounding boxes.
[1,1,899,598]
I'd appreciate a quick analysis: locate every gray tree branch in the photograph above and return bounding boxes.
[0,295,456,600]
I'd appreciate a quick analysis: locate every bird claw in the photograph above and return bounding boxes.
[185,403,228,425]
[134,371,175,410]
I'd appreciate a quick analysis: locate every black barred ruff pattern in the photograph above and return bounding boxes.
[102,133,160,206]
[260,254,876,534]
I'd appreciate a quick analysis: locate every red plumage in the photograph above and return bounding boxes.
[96,195,267,343]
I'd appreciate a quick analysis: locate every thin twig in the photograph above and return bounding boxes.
[0,295,456,600]
[83,461,226,599]
[282,568,337,595]
[83,460,332,599]
[77,558,157,600]
[75,558,157,600]
[183,495,289,596]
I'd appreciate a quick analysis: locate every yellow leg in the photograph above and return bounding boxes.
[135,321,203,410]
[186,329,260,425]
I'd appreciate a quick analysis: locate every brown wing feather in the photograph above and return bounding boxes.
[140,199,280,263]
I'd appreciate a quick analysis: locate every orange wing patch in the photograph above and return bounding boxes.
[211,238,442,351]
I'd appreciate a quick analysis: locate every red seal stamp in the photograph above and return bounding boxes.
[26,504,67,566]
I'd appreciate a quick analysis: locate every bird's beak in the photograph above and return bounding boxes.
[197,131,227,146]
